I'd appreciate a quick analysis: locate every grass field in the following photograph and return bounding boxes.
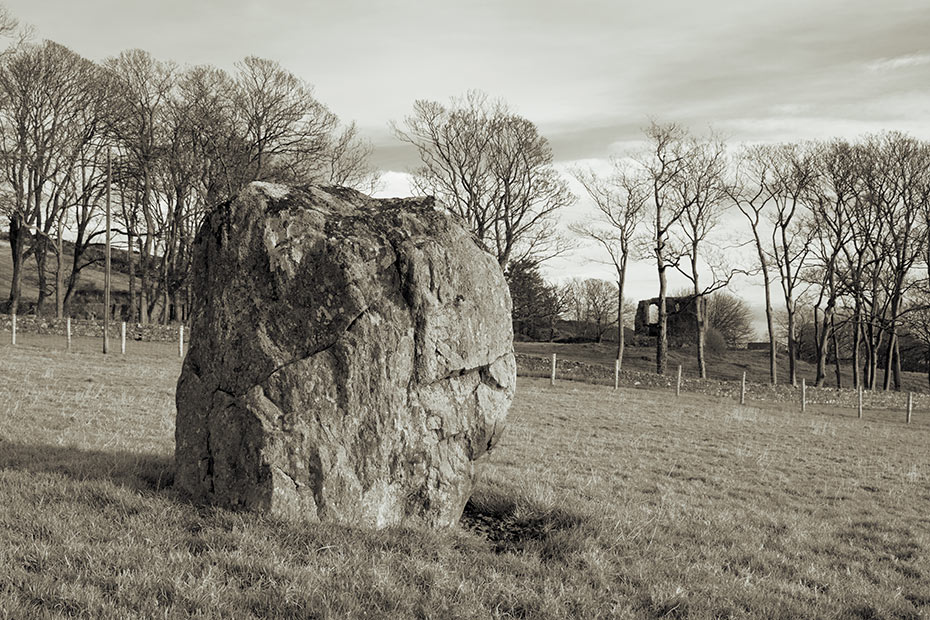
[1,338,929,618]
[515,341,930,394]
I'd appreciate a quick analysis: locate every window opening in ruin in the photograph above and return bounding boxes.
[648,303,658,324]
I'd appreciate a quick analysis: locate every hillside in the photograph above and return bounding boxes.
[0,237,130,308]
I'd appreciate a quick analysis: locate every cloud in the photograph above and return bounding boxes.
[867,53,930,71]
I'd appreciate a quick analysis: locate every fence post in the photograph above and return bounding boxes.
[907,392,913,424]
[550,353,556,386]
[676,365,682,397]
[801,378,806,413]
[121,322,126,355]
[857,385,863,419]
[66,317,71,352]
[614,359,619,390]
[179,325,185,358]
[740,371,746,405]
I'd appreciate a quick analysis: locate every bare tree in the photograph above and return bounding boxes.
[807,140,857,386]
[0,41,102,315]
[394,91,574,270]
[767,143,818,385]
[868,133,928,390]
[706,291,755,347]
[728,145,779,384]
[105,49,175,323]
[233,56,340,185]
[560,277,618,342]
[637,122,696,375]
[671,133,732,378]
[571,159,647,367]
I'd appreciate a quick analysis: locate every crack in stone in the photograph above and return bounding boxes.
[247,306,370,393]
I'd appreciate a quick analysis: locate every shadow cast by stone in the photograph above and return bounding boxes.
[461,486,595,558]
[0,439,174,493]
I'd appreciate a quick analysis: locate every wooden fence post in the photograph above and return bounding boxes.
[676,365,682,397]
[614,359,619,390]
[857,385,863,420]
[179,325,185,358]
[801,378,806,413]
[11,313,15,345]
[907,392,913,424]
[121,322,126,355]
[740,371,746,405]
[550,353,556,386]
[66,317,71,352]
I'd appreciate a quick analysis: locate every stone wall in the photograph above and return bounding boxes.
[0,314,184,342]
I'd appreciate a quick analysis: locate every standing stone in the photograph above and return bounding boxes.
[175,182,516,528]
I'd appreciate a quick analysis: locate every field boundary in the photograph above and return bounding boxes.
[516,352,930,414]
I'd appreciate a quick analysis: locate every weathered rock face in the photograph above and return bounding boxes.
[175,182,515,528]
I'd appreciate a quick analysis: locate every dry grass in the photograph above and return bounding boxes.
[516,340,930,393]
[1,337,929,618]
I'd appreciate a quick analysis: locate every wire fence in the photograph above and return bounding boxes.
[519,352,930,428]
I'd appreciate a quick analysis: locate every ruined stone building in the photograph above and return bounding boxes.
[633,295,706,347]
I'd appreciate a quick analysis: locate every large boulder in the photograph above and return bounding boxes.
[174,183,516,528]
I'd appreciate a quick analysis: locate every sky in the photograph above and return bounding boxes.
[5,0,930,334]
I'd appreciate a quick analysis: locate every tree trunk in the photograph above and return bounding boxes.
[7,216,26,315]
[882,328,896,391]
[127,231,136,322]
[851,305,861,389]
[34,235,50,315]
[762,274,777,386]
[656,259,668,375]
[691,245,707,379]
[831,314,842,388]
[814,302,833,387]
[55,218,64,319]
[616,263,626,371]
[139,235,149,325]
[786,300,797,386]
[926,348,930,389]
[893,334,902,391]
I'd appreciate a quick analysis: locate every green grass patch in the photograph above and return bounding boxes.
[1,338,929,618]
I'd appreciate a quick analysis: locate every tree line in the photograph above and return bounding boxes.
[0,14,374,321]
[566,125,930,390]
